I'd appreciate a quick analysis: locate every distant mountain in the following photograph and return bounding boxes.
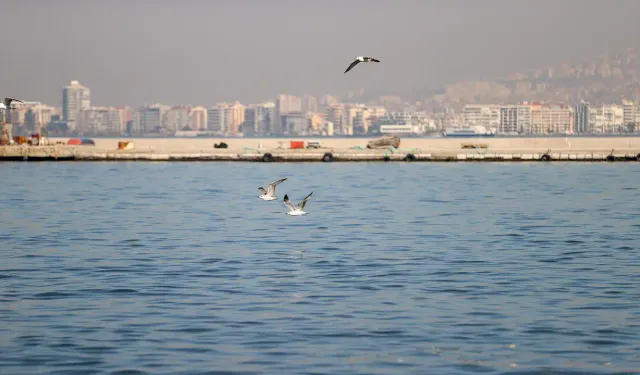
[361,48,640,111]
[423,48,640,109]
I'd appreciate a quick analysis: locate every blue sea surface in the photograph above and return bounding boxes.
[1,162,639,375]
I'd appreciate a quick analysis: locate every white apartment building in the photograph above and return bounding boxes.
[342,104,365,136]
[530,103,574,134]
[207,106,226,133]
[589,105,624,133]
[574,101,590,133]
[188,107,208,131]
[78,107,123,135]
[463,105,500,130]
[324,104,345,135]
[499,105,532,133]
[622,100,636,125]
[163,107,190,132]
[244,102,275,134]
[274,95,302,135]
[135,104,169,134]
[62,80,91,131]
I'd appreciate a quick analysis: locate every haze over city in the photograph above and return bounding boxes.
[3,3,640,375]
[2,0,640,107]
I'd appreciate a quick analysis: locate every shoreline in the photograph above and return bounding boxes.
[1,148,639,163]
[50,135,640,150]
[1,137,639,162]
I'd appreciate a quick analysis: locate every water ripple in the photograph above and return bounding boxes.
[0,162,639,374]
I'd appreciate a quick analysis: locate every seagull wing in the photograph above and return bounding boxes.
[258,187,267,195]
[267,178,287,195]
[283,194,297,211]
[344,60,361,74]
[297,192,313,211]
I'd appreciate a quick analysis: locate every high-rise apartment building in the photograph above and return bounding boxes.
[274,95,302,135]
[622,100,636,126]
[530,103,574,134]
[498,104,531,134]
[204,102,244,135]
[118,107,132,132]
[463,105,500,130]
[244,102,275,135]
[589,104,624,133]
[324,104,345,134]
[207,105,226,133]
[342,104,365,136]
[574,101,590,133]
[163,107,191,132]
[281,112,307,135]
[135,104,168,134]
[227,102,246,135]
[62,80,91,131]
[189,107,208,131]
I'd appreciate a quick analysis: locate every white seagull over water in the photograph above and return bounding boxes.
[0,97,24,110]
[258,178,287,201]
[283,192,313,216]
[344,56,380,74]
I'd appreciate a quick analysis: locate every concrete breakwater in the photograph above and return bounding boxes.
[48,136,640,152]
[1,142,640,162]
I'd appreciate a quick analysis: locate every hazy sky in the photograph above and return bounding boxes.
[1,0,639,107]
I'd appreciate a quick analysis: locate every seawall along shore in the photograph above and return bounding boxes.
[50,136,640,152]
[0,137,639,162]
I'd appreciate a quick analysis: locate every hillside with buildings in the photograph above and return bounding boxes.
[415,48,640,111]
[3,49,640,138]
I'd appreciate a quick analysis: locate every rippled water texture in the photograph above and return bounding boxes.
[1,162,639,375]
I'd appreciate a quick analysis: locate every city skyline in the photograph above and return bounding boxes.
[2,1,640,107]
[3,79,640,138]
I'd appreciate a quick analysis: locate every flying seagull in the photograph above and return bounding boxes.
[0,97,23,110]
[258,178,287,201]
[284,192,313,216]
[344,56,380,74]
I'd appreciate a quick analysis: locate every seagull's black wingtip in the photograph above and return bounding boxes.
[284,194,289,200]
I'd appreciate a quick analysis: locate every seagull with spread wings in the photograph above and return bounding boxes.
[258,178,287,201]
[344,56,380,74]
[283,192,313,216]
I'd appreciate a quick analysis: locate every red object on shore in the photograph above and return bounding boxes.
[290,141,304,149]
[67,138,95,145]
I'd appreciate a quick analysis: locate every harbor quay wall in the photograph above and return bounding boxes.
[1,137,639,162]
[49,136,640,152]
